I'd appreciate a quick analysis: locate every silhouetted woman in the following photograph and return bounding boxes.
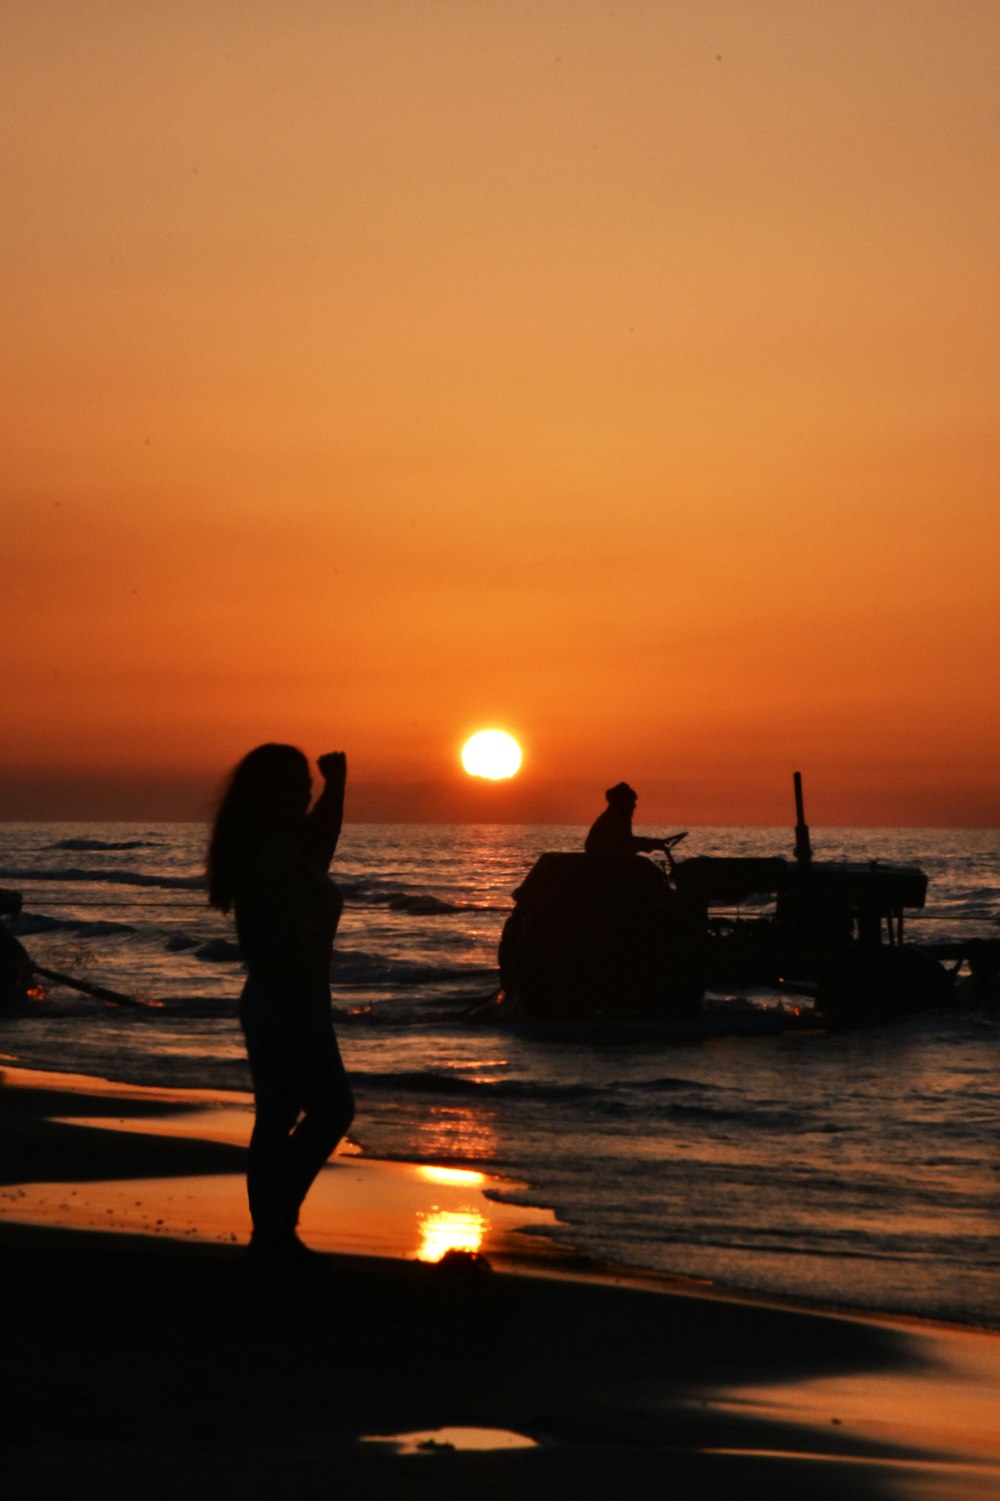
[207,744,354,1260]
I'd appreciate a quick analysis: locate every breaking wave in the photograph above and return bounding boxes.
[331,948,496,988]
[13,913,137,939]
[0,866,204,891]
[47,838,165,852]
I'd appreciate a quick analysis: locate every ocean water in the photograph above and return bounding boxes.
[1,821,998,1330]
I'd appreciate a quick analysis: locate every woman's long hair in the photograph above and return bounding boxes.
[206,743,310,912]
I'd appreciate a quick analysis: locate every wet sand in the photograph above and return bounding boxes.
[2,1063,998,1500]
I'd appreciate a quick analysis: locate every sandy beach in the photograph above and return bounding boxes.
[2,1063,998,1500]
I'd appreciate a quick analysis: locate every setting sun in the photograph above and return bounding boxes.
[461,730,523,782]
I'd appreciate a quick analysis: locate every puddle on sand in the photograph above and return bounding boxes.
[361,1427,537,1455]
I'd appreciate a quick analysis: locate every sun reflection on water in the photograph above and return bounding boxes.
[414,1163,492,1260]
[417,1104,498,1162]
[417,1206,487,1262]
[417,1165,486,1188]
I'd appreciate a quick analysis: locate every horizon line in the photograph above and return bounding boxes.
[1,817,996,832]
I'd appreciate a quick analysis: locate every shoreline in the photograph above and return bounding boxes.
[3,1062,1000,1499]
[2,1058,994,1332]
[0,1061,575,1272]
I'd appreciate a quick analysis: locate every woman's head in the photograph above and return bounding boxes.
[206,744,312,911]
[227,743,312,820]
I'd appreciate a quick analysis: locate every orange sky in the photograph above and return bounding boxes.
[2,1,998,825]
